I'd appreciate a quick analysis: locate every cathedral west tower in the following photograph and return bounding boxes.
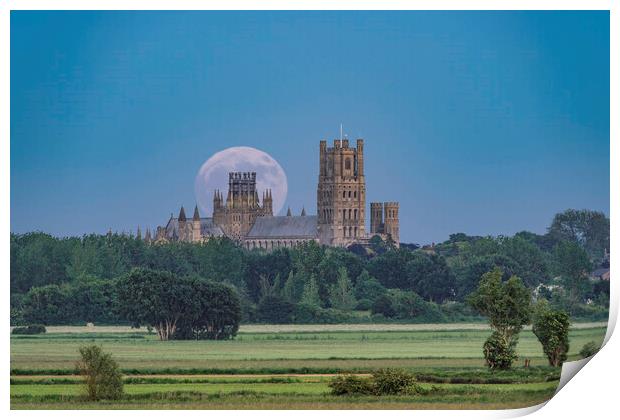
[317,138,366,246]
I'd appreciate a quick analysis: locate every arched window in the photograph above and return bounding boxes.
[345,158,351,170]
[343,191,346,198]
[354,227,358,237]
[348,209,352,220]
[353,190,357,198]
[343,209,346,221]
[354,209,358,220]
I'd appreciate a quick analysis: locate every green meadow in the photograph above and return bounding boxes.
[10,323,606,409]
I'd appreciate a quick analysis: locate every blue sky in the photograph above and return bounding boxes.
[11,11,609,244]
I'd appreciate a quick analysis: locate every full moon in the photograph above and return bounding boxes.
[194,146,288,216]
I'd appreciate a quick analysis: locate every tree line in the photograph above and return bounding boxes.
[10,209,609,327]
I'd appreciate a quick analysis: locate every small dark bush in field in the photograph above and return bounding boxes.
[76,345,124,400]
[328,375,375,395]
[372,368,416,395]
[329,369,417,396]
[579,341,599,358]
[483,332,517,370]
[11,324,46,335]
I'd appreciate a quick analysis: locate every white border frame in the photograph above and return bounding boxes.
[2,2,616,420]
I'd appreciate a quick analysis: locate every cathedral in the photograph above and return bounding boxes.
[148,138,400,249]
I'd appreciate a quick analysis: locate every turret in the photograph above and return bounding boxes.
[301,207,306,216]
[370,202,383,234]
[178,206,187,222]
[263,189,273,215]
[320,140,327,177]
[356,138,364,177]
[383,202,400,246]
[192,205,201,242]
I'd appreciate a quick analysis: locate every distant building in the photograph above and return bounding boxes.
[590,268,610,281]
[150,137,400,249]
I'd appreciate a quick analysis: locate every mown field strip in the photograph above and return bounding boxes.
[37,322,607,334]
[10,327,606,372]
[10,380,559,398]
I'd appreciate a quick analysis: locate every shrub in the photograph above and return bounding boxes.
[329,369,417,396]
[483,332,517,370]
[355,298,373,311]
[372,368,416,395]
[371,294,396,318]
[328,375,375,396]
[76,345,124,400]
[257,295,295,323]
[579,341,599,358]
[11,324,46,335]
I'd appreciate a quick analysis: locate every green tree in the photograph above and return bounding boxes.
[257,295,295,323]
[354,270,386,301]
[174,278,241,340]
[367,248,416,289]
[467,268,532,369]
[548,209,609,259]
[552,241,592,305]
[499,236,550,287]
[281,270,305,303]
[532,302,570,367]
[300,275,322,307]
[328,267,357,311]
[116,268,196,340]
[22,284,70,325]
[76,345,124,401]
[405,252,455,302]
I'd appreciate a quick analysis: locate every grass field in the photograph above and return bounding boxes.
[10,323,606,409]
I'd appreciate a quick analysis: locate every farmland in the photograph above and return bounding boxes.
[10,323,606,409]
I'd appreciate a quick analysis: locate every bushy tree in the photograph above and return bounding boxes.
[76,345,123,401]
[174,279,241,340]
[468,268,531,369]
[116,268,196,340]
[532,303,570,367]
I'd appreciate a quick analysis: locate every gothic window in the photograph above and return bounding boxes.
[348,190,351,198]
[345,158,351,170]
[354,227,358,237]
[354,190,357,198]
[348,209,352,220]
[343,191,346,198]
[343,209,346,221]
[354,209,358,220]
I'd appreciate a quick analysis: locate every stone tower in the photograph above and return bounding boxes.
[212,172,273,241]
[383,202,400,245]
[370,202,383,235]
[317,138,366,246]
